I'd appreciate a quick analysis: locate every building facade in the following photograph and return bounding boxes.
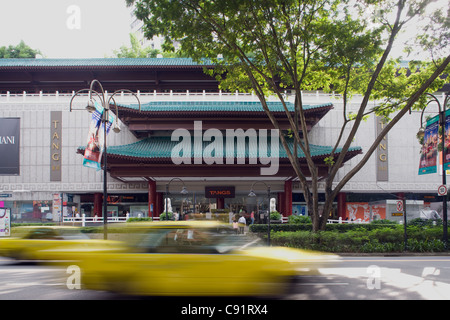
[0,58,447,224]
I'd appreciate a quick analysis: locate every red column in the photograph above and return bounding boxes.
[148,180,157,218]
[278,192,285,215]
[284,180,292,216]
[156,192,164,218]
[337,192,346,219]
[93,193,102,217]
[216,198,224,209]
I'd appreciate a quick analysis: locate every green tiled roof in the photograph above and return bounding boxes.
[118,101,333,113]
[0,58,211,68]
[102,136,361,160]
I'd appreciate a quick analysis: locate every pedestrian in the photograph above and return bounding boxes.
[238,215,246,234]
[232,218,238,234]
[250,211,255,225]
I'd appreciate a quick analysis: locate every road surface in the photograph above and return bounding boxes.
[0,256,449,300]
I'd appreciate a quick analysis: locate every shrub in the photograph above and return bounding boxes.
[159,212,173,221]
[127,217,152,222]
[288,215,311,224]
[270,211,281,220]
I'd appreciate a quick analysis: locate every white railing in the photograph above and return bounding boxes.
[327,218,369,224]
[0,90,349,104]
[63,213,130,226]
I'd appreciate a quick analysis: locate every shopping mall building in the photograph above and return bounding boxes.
[0,58,448,223]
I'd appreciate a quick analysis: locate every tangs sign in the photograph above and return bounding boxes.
[0,118,20,175]
[205,186,235,198]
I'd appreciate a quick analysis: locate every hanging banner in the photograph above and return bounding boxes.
[419,114,439,175]
[444,110,450,171]
[83,102,113,170]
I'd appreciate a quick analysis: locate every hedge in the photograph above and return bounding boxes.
[267,226,449,253]
[249,222,400,233]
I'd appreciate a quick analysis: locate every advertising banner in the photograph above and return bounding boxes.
[83,102,113,170]
[0,208,11,237]
[444,110,450,171]
[0,118,20,175]
[419,114,439,175]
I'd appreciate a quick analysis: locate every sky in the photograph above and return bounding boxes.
[0,0,132,58]
[0,0,447,60]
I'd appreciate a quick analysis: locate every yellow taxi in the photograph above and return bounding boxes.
[77,221,338,297]
[0,226,124,261]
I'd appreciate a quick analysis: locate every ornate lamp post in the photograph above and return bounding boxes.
[70,80,140,239]
[248,181,271,245]
[417,91,450,250]
[165,178,189,221]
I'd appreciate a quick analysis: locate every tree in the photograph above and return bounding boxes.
[111,33,188,58]
[112,33,160,58]
[127,0,450,231]
[0,40,41,58]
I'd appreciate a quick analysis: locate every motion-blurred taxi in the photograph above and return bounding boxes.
[78,221,339,297]
[0,226,123,261]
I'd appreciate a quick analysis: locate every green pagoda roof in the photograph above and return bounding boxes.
[80,136,361,162]
[117,101,333,113]
[0,58,212,69]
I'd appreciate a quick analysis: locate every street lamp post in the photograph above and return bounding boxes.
[70,80,140,239]
[248,181,271,245]
[165,178,189,221]
[417,91,450,250]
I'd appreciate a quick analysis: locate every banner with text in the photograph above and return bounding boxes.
[0,118,20,175]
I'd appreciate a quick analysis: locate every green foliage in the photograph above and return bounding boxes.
[159,212,174,221]
[127,217,153,222]
[268,224,449,253]
[112,33,159,58]
[0,40,41,58]
[288,215,312,224]
[270,211,281,220]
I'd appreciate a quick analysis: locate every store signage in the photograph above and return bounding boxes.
[50,111,62,181]
[376,116,388,181]
[0,118,20,175]
[205,186,235,198]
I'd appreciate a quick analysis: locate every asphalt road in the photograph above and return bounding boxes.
[0,256,449,301]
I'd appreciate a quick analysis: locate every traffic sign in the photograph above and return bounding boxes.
[396,200,403,212]
[438,185,448,196]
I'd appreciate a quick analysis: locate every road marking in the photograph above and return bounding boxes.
[298,283,349,286]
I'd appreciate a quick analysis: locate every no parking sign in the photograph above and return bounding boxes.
[438,185,448,196]
[396,200,403,212]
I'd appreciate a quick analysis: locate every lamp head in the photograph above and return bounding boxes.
[112,121,121,133]
[86,99,96,113]
[417,127,425,140]
[248,189,256,197]
[180,186,189,195]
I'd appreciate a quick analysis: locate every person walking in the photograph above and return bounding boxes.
[238,215,246,234]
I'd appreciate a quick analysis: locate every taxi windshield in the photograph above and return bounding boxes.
[132,226,262,254]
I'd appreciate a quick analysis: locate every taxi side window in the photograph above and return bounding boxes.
[26,228,59,240]
[140,228,218,254]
